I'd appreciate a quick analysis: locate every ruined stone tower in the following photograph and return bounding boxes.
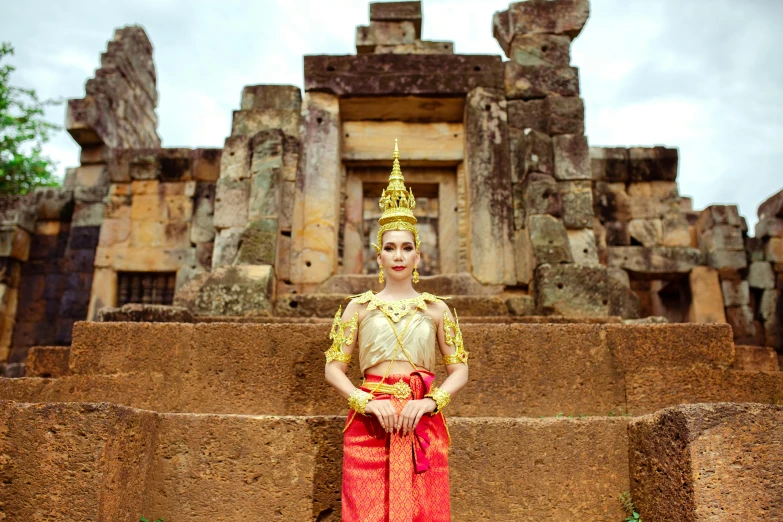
[0,1,781,520]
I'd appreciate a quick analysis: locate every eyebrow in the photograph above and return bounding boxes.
[383,242,414,246]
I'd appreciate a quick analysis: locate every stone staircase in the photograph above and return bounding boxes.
[0,320,781,520]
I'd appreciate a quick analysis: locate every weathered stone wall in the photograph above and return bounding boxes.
[87,147,221,320]
[66,26,160,149]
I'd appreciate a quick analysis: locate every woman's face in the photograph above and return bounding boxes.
[377,230,420,283]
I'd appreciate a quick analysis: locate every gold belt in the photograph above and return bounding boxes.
[362,379,412,399]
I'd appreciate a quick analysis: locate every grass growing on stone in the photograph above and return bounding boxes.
[140,517,163,522]
[619,491,642,521]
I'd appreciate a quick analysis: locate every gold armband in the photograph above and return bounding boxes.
[424,386,451,414]
[348,388,373,415]
[442,309,469,365]
[325,306,359,364]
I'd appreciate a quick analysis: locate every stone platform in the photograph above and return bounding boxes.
[2,321,781,417]
[1,400,780,521]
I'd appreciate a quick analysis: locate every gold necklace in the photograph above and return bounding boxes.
[348,290,449,323]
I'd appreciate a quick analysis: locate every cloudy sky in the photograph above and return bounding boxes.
[3,0,781,233]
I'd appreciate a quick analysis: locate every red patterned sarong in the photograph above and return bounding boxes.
[342,372,451,522]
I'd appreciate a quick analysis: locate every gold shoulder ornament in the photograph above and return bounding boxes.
[324,305,359,364]
[442,309,469,365]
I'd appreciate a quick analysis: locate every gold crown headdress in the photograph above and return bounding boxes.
[371,139,420,253]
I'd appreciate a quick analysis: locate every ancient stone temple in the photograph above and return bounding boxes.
[0,1,781,520]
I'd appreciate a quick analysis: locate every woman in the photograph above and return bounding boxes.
[324,141,469,522]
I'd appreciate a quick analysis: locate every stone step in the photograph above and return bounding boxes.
[2,400,779,521]
[0,321,780,416]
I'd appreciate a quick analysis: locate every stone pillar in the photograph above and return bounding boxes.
[755,189,783,351]
[290,92,342,285]
[464,87,515,285]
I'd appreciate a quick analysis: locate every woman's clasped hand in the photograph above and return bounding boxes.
[364,397,437,435]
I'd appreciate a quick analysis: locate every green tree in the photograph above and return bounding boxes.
[0,42,61,195]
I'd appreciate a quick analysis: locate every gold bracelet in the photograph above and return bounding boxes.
[424,386,450,414]
[348,388,373,415]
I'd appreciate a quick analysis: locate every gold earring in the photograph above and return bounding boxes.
[412,265,419,284]
[379,265,384,284]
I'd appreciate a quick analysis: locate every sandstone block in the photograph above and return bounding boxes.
[746,237,765,262]
[758,188,783,220]
[534,263,609,316]
[35,188,74,221]
[628,147,677,182]
[370,0,422,38]
[699,224,744,251]
[213,178,250,230]
[26,346,70,377]
[492,8,513,56]
[356,21,416,53]
[505,295,535,315]
[464,88,515,285]
[755,217,783,239]
[94,246,195,272]
[590,147,629,181]
[71,201,105,227]
[708,249,747,270]
[725,305,756,339]
[220,135,252,181]
[510,128,553,182]
[514,228,535,285]
[506,98,546,132]
[507,0,590,38]
[196,242,213,270]
[304,54,503,96]
[546,96,584,135]
[157,149,192,181]
[520,173,561,225]
[509,34,571,66]
[505,63,580,100]
[191,148,222,182]
[661,214,691,247]
[629,403,783,520]
[607,246,703,274]
[553,134,590,180]
[231,109,300,139]
[720,279,749,307]
[759,289,780,322]
[687,266,728,323]
[766,237,783,263]
[567,228,599,265]
[698,204,742,231]
[236,219,278,265]
[190,183,216,244]
[604,220,630,246]
[732,344,780,371]
[240,85,302,112]
[248,131,284,221]
[627,218,662,247]
[164,194,193,223]
[129,194,164,223]
[164,222,190,249]
[98,218,131,247]
[211,227,243,268]
[558,180,593,228]
[748,261,775,289]
[194,265,275,316]
[74,165,111,203]
[607,267,640,318]
[290,92,342,285]
[374,41,455,55]
[98,303,194,323]
[527,214,573,265]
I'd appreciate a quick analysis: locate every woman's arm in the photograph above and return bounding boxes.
[398,301,469,435]
[324,300,399,433]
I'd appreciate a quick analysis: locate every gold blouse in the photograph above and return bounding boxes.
[358,308,438,373]
[324,291,469,371]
